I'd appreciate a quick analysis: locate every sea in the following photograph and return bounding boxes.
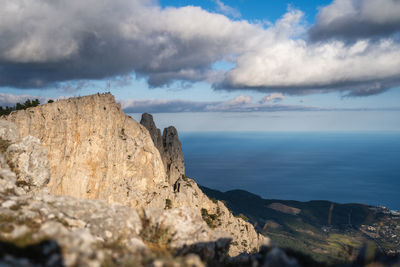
[179,132,400,210]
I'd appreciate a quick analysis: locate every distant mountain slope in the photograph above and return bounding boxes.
[200,186,400,266]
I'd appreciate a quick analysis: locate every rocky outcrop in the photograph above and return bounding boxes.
[140,113,185,184]
[0,121,50,193]
[140,113,163,152]
[0,120,19,143]
[6,136,50,192]
[1,94,271,259]
[4,93,166,207]
[162,126,185,184]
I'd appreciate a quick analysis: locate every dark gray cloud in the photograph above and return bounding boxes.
[309,0,400,42]
[1,0,400,97]
[217,76,400,97]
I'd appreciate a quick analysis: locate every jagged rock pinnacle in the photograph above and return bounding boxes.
[140,113,185,184]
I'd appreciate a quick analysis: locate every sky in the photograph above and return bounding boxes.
[1,0,400,131]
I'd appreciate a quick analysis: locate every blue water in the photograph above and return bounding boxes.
[180,132,400,210]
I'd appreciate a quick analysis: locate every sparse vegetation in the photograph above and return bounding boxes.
[210,197,218,204]
[165,199,172,210]
[139,213,174,247]
[0,138,10,153]
[236,213,249,222]
[201,208,220,229]
[0,98,40,116]
[200,185,400,265]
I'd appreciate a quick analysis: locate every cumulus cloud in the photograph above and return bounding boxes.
[309,0,400,41]
[260,93,285,103]
[1,0,400,96]
[214,0,241,18]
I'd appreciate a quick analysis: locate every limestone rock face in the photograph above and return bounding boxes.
[163,126,185,184]
[5,93,166,206]
[6,135,50,191]
[0,152,24,196]
[0,121,49,193]
[0,120,20,143]
[140,113,163,152]
[140,113,185,184]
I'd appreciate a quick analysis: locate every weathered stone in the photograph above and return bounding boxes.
[140,113,185,184]
[140,113,163,153]
[0,120,20,143]
[145,207,230,250]
[162,126,185,184]
[5,94,166,207]
[6,136,50,192]
[0,192,145,267]
[0,152,24,196]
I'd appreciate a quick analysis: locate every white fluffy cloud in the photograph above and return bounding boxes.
[0,0,400,96]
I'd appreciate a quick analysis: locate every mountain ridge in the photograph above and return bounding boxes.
[200,185,400,265]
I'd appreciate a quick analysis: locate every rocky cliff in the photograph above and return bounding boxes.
[4,94,166,207]
[0,94,293,266]
[140,113,185,185]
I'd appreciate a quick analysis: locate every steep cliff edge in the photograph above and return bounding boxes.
[1,93,270,261]
[5,93,166,207]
